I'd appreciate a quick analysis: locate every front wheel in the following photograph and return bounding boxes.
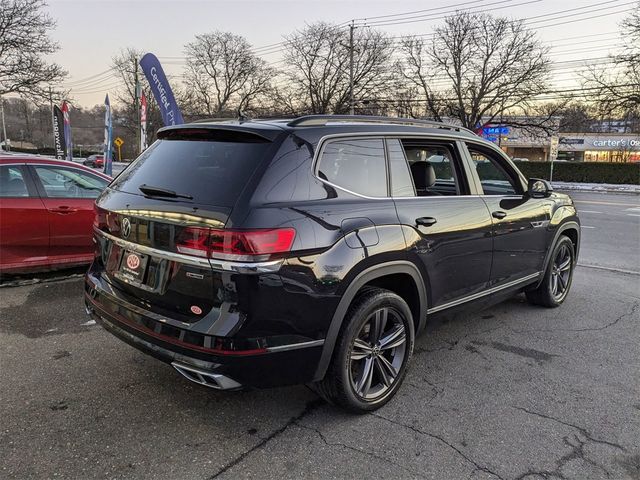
[314,287,415,412]
[526,235,576,308]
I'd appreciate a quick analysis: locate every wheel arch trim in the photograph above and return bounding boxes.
[313,260,427,381]
[536,220,580,288]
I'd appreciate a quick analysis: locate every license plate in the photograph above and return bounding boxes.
[119,250,148,283]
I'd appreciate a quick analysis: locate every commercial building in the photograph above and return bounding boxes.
[557,134,640,162]
[481,126,640,162]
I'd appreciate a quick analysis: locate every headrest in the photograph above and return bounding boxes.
[410,161,436,190]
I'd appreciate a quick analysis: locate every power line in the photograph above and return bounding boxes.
[351,0,488,22]
[62,69,114,87]
[362,0,531,26]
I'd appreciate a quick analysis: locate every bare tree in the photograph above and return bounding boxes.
[554,102,596,133]
[0,0,66,99]
[183,32,273,116]
[110,48,164,158]
[279,22,396,114]
[399,12,550,130]
[585,2,639,128]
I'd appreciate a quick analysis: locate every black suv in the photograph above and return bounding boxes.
[85,115,580,411]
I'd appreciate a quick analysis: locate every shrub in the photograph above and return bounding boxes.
[513,162,640,185]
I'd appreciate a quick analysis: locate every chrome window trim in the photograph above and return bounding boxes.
[427,272,542,314]
[311,131,505,201]
[96,229,284,273]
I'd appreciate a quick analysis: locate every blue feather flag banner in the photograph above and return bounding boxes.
[139,53,184,126]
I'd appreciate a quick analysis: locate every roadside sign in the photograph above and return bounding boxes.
[549,136,559,161]
[549,135,559,182]
[114,137,124,161]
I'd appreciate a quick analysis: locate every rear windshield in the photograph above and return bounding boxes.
[110,135,272,206]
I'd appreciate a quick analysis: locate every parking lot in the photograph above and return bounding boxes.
[1,191,638,480]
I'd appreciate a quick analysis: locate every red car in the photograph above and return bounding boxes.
[0,155,111,273]
[83,154,104,168]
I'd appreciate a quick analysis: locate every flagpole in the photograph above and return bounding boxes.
[49,86,55,152]
[134,56,140,157]
[1,95,8,152]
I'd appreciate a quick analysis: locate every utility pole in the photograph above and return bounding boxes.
[134,56,140,157]
[49,86,55,150]
[349,21,355,115]
[0,95,8,152]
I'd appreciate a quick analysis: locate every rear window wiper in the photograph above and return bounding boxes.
[139,184,193,200]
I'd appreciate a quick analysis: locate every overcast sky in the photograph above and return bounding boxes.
[45,0,632,106]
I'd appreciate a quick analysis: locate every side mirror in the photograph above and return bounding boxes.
[528,178,553,198]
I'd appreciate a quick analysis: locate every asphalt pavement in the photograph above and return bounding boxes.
[1,190,638,480]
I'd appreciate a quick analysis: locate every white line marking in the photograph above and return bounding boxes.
[576,200,639,207]
[579,210,602,214]
[581,225,596,229]
[627,214,640,217]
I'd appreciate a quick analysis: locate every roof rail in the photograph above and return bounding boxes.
[287,115,471,133]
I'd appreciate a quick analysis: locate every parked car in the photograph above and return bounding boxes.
[83,154,104,168]
[0,156,111,273]
[84,115,580,412]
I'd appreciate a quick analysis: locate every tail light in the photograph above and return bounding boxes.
[93,205,108,230]
[176,227,296,261]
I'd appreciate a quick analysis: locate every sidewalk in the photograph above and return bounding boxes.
[551,181,640,194]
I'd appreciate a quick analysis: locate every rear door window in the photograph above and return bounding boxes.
[0,165,30,198]
[110,133,275,206]
[401,142,464,196]
[317,138,387,197]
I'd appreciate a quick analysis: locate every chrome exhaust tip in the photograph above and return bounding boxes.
[171,361,242,390]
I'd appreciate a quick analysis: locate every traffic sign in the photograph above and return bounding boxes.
[114,137,124,147]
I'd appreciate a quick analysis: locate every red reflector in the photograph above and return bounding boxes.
[176,227,296,261]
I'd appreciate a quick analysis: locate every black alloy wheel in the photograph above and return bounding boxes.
[314,287,415,412]
[550,242,573,302]
[526,235,575,308]
[349,306,407,401]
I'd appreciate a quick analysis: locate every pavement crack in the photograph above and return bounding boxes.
[371,413,505,480]
[295,422,426,478]
[512,302,639,334]
[512,406,625,451]
[514,434,612,480]
[206,398,324,479]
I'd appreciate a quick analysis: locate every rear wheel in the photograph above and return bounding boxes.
[315,287,415,412]
[526,235,575,308]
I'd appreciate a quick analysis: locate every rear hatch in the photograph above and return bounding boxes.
[93,126,283,323]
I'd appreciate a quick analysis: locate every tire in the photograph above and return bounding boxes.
[314,287,415,413]
[526,235,576,308]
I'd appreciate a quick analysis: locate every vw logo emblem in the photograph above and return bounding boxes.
[121,217,132,239]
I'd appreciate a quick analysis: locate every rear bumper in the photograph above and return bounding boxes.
[85,274,325,389]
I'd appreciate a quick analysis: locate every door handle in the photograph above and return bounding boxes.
[416,217,437,227]
[50,206,78,214]
[492,210,507,219]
